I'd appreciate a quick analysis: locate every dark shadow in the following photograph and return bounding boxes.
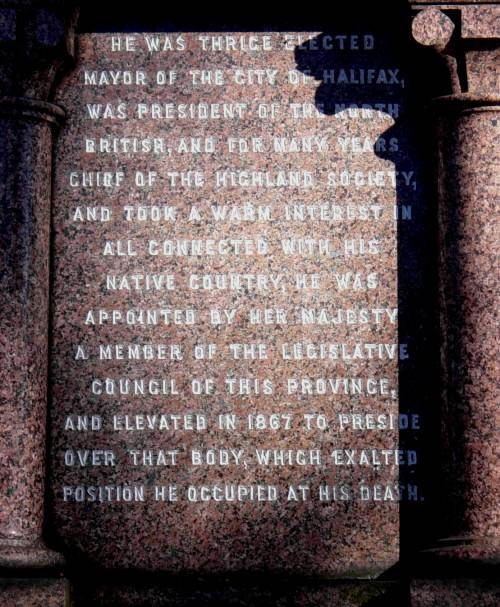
[293,6,446,581]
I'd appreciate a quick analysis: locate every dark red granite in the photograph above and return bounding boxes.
[411,2,499,567]
[0,2,497,604]
[74,579,402,607]
[0,100,67,569]
[433,96,499,555]
[0,578,67,607]
[411,579,500,606]
[0,0,76,589]
[48,31,411,576]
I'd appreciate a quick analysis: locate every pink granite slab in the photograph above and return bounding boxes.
[48,31,421,576]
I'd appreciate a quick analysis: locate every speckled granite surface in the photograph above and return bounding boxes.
[0,109,55,555]
[0,2,497,606]
[433,98,499,552]
[0,0,76,573]
[411,579,500,607]
[72,578,403,607]
[47,30,427,576]
[0,578,67,607]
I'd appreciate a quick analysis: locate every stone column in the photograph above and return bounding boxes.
[410,2,499,600]
[0,0,78,573]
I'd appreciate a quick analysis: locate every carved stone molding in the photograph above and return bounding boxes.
[410,1,499,96]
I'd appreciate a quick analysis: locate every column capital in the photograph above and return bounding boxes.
[409,1,500,97]
[0,0,79,102]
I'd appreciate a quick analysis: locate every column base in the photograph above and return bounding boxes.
[414,537,499,578]
[0,538,64,569]
[71,578,404,606]
[0,577,68,607]
[411,578,500,607]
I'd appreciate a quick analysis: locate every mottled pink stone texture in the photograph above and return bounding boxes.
[407,13,500,607]
[74,579,403,606]
[0,0,76,574]
[410,3,500,572]
[0,0,496,602]
[0,577,67,607]
[411,579,500,606]
[49,32,406,577]
[410,3,500,96]
[0,99,65,567]
[411,8,455,48]
[433,97,499,556]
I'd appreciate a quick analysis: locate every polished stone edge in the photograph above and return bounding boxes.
[0,95,65,124]
[421,536,500,558]
[409,1,499,3]
[432,92,500,111]
[71,578,403,607]
[413,537,500,579]
[0,539,65,569]
[410,578,500,607]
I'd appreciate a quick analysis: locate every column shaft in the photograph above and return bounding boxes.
[435,95,499,558]
[0,97,65,567]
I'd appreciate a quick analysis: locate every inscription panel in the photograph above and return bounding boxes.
[50,31,423,575]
